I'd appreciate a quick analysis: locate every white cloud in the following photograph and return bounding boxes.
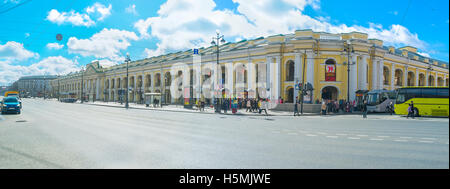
[0,56,79,85]
[134,0,428,58]
[0,41,39,61]
[67,28,139,63]
[86,2,112,21]
[125,4,138,15]
[46,42,64,50]
[418,52,431,58]
[46,2,112,27]
[25,33,30,38]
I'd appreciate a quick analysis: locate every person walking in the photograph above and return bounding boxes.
[293,99,299,116]
[362,100,368,119]
[223,99,228,114]
[387,101,394,115]
[321,101,327,115]
[246,99,252,112]
[259,99,268,115]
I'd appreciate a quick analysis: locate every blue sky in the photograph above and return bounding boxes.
[0,0,448,85]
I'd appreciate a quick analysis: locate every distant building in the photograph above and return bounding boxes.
[16,75,58,97]
[52,30,449,104]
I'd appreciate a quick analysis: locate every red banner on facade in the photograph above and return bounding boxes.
[325,64,336,81]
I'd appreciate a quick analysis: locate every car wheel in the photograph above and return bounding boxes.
[414,108,420,117]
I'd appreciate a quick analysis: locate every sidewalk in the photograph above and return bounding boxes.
[76,100,320,116]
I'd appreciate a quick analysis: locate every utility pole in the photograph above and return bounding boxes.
[125,53,131,109]
[81,67,84,104]
[211,31,225,113]
[344,40,355,103]
[300,50,307,115]
[57,75,60,101]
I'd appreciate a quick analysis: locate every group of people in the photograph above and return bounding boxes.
[320,99,357,115]
[195,98,270,115]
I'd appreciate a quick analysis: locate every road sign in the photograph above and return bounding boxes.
[56,34,63,41]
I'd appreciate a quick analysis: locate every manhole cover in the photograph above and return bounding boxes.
[16,120,27,123]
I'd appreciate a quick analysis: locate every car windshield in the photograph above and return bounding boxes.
[4,98,18,103]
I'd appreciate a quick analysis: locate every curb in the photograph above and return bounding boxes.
[79,103,319,117]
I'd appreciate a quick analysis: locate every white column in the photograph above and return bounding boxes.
[425,71,429,86]
[193,54,201,99]
[359,55,368,90]
[415,70,419,87]
[266,57,271,96]
[391,64,396,89]
[404,66,408,87]
[378,60,384,90]
[274,56,281,100]
[349,55,358,101]
[372,59,378,90]
[435,72,438,86]
[226,62,233,98]
[294,53,301,102]
[247,59,256,98]
[96,78,100,100]
[306,52,315,89]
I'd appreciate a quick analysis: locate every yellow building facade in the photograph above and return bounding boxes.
[51,29,449,104]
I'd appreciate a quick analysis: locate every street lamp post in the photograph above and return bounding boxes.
[125,53,131,109]
[80,67,84,104]
[57,75,60,101]
[344,40,355,103]
[211,32,226,113]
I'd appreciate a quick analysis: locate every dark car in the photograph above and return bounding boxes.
[1,97,21,114]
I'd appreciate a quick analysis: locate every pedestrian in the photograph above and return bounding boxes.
[407,102,415,119]
[321,101,327,115]
[410,101,415,118]
[293,100,299,116]
[387,101,394,115]
[200,100,205,111]
[259,99,268,115]
[362,100,368,119]
[223,99,228,114]
[246,99,252,112]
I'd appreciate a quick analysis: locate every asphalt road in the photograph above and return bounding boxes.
[0,98,448,169]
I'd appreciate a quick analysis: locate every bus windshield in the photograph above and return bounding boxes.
[367,93,379,105]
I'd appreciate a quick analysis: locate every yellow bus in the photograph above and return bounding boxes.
[4,91,19,98]
[395,87,449,117]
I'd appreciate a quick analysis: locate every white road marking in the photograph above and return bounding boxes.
[348,137,360,140]
[418,141,434,143]
[317,132,327,135]
[306,134,317,137]
[420,138,437,140]
[400,137,413,139]
[357,135,368,137]
[370,138,384,141]
[378,136,390,138]
[326,136,338,138]
[394,140,408,142]
[287,133,298,135]
[336,134,348,136]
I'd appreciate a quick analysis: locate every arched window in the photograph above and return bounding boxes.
[428,75,435,86]
[395,69,403,86]
[383,66,390,85]
[437,77,444,86]
[155,73,161,87]
[407,72,415,86]
[145,75,151,88]
[418,73,425,86]
[286,60,294,81]
[165,72,171,86]
[325,59,336,82]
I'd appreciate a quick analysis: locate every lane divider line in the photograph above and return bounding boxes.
[306,134,317,137]
[348,137,360,140]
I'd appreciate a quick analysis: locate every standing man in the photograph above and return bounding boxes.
[294,98,299,116]
[362,100,368,119]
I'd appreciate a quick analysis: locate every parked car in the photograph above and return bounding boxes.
[1,97,21,114]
